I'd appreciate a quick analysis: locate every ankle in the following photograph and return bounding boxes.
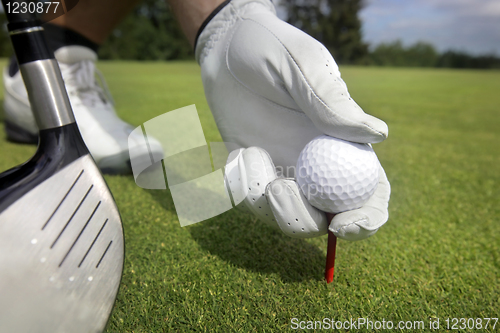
[43,24,100,54]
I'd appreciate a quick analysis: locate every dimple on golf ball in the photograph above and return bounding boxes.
[296,135,380,213]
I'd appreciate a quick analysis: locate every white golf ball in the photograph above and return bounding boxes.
[296,135,380,213]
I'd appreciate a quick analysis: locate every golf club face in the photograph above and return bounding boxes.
[0,5,124,332]
[0,153,124,333]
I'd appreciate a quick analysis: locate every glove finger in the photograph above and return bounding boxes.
[225,148,246,207]
[224,148,256,215]
[280,33,388,144]
[266,178,328,238]
[236,147,279,228]
[329,162,391,241]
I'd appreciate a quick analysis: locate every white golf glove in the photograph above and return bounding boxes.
[196,0,391,241]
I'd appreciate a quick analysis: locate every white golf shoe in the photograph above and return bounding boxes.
[3,45,163,174]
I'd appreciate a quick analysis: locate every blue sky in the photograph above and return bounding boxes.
[276,0,500,55]
[360,0,500,55]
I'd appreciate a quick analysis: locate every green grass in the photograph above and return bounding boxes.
[0,61,499,332]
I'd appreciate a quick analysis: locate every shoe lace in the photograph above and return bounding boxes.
[60,60,115,107]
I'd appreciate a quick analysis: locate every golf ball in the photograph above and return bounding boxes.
[296,135,380,213]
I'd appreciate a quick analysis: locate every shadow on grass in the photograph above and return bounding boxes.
[146,188,326,283]
[0,100,4,123]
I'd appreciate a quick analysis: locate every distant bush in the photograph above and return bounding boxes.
[367,40,500,69]
[369,41,438,67]
[436,51,500,69]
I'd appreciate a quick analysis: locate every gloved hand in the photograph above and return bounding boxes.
[195,0,391,241]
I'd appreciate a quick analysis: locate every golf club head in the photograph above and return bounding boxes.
[0,5,124,332]
[0,150,124,333]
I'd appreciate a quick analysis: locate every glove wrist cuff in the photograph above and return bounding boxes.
[195,0,276,64]
[194,0,231,52]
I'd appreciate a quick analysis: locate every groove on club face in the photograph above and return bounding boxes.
[79,218,108,268]
[50,183,94,249]
[0,154,124,333]
[59,201,101,267]
[42,169,84,230]
[97,240,113,269]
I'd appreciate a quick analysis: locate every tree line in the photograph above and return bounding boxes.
[0,0,498,69]
[368,41,500,69]
[283,0,500,69]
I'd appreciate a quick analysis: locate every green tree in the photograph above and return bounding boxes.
[285,0,369,64]
[370,40,406,66]
[405,42,438,67]
[437,51,500,69]
[370,40,438,67]
[99,0,192,61]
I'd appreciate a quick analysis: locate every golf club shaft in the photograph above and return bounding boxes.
[2,0,75,130]
[0,1,88,213]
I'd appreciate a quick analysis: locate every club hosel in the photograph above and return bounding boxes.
[7,22,75,130]
[19,59,76,130]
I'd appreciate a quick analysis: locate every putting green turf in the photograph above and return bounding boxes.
[0,60,498,332]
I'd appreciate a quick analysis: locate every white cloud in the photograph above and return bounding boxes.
[360,0,500,54]
[425,0,500,17]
